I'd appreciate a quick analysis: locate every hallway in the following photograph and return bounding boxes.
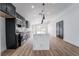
[1,37,79,56]
[0,3,79,56]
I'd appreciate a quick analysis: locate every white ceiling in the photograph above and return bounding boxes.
[13,3,72,25]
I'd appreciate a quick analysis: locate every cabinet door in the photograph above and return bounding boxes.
[15,12,20,19]
[0,3,7,13]
[7,4,16,17]
[6,18,17,49]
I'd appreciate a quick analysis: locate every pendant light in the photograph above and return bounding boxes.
[41,3,45,24]
[39,3,46,24]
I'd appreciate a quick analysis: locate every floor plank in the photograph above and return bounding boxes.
[1,37,79,56]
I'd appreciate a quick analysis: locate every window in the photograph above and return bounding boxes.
[32,24,48,34]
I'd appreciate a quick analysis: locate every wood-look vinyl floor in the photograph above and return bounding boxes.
[0,52,1,56]
[1,37,79,56]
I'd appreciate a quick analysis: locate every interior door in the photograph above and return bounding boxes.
[56,20,63,39]
[56,22,60,37]
[59,21,63,39]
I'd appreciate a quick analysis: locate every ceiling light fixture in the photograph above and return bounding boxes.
[32,5,35,9]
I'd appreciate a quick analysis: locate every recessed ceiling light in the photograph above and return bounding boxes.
[32,5,35,9]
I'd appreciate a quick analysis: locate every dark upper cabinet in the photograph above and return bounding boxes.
[15,12,25,20]
[15,12,21,19]
[0,3,7,13]
[7,3,16,17]
[0,3,16,17]
[0,3,25,20]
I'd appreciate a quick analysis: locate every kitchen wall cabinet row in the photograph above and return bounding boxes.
[0,3,26,49]
[15,12,25,20]
[0,3,25,20]
[0,3,16,17]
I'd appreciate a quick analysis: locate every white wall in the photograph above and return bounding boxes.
[64,4,79,47]
[48,4,79,47]
[0,17,6,52]
[48,21,56,37]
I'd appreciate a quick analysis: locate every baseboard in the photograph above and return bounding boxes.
[64,39,79,47]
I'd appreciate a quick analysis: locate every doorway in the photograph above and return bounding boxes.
[56,20,64,39]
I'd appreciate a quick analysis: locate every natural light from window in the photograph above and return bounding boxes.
[32,24,48,34]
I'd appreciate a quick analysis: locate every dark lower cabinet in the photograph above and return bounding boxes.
[56,21,63,39]
[6,18,17,49]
